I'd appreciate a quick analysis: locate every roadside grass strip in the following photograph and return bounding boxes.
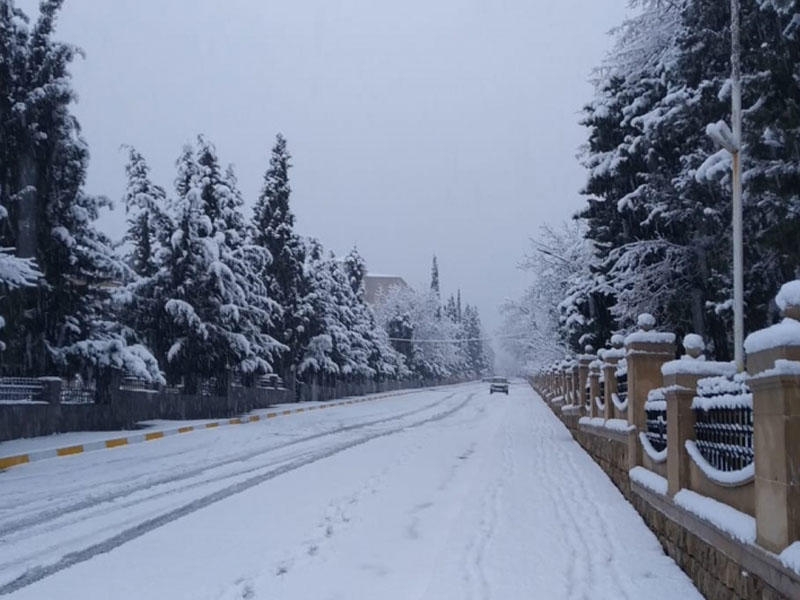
[0,389,418,472]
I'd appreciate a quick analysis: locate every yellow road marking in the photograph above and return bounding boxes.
[105,438,128,448]
[0,455,29,469]
[57,445,84,457]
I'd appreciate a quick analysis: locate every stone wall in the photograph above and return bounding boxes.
[0,377,468,442]
[562,411,797,599]
[0,386,292,442]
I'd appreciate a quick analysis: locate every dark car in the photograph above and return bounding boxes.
[489,376,509,394]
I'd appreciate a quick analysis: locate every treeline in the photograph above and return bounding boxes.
[0,0,490,391]
[503,0,800,369]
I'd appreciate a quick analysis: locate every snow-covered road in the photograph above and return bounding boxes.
[1,382,699,599]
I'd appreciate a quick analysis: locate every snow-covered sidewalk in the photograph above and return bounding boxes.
[2,382,699,599]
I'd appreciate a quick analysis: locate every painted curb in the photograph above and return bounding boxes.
[0,389,416,472]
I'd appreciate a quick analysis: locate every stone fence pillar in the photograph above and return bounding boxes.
[662,335,736,497]
[569,362,579,406]
[588,360,601,418]
[577,348,594,414]
[602,335,625,421]
[745,282,800,553]
[38,377,63,405]
[625,314,675,470]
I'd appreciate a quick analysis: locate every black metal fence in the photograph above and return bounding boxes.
[614,362,628,408]
[692,375,754,471]
[0,378,44,403]
[644,388,667,452]
[597,377,605,409]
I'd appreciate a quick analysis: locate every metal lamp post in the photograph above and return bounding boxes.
[731,0,744,373]
[707,0,744,371]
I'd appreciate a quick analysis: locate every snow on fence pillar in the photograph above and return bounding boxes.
[602,335,625,421]
[624,314,676,470]
[744,281,800,553]
[661,335,736,497]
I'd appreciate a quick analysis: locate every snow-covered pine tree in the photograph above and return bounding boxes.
[462,304,487,377]
[0,209,41,352]
[0,0,160,384]
[122,147,171,278]
[444,294,458,322]
[343,246,367,300]
[251,133,305,375]
[576,0,800,357]
[145,139,280,392]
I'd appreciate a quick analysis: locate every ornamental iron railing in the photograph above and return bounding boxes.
[692,375,753,472]
[644,388,667,452]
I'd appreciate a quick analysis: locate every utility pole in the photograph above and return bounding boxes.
[731,0,744,372]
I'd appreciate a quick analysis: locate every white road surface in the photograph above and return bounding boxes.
[0,381,700,599]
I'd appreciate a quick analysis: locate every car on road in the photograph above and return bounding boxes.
[489,376,509,395]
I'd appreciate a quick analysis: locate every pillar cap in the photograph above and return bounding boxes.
[776,280,800,320]
[745,281,800,355]
[682,333,705,359]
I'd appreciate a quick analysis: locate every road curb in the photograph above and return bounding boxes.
[0,389,416,472]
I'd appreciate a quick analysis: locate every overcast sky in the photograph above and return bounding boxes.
[21,0,628,334]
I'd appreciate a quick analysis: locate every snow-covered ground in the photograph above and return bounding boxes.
[0,382,699,599]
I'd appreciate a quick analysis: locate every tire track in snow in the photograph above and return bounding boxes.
[0,392,476,596]
[1,393,455,539]
[0,395,460,581]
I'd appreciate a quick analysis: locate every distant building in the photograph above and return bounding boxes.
[364,274,408,305]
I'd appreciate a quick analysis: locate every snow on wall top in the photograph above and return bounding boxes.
[743,317,800,354]
[661,356,736,377]
[625,330,676,345]
[751,359,800,379]
[602,347,626,361]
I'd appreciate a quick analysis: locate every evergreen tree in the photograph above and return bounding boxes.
[251,133,305,374]
[122,147,170,278]
[573,0,800,357]
[463,304,487,376]
[136,139,280,392]
[0,0,160,383]
[430,255,440,296]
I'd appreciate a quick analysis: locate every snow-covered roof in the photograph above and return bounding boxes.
[363,274,408,305]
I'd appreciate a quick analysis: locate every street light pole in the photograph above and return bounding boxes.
[731,0,744,371]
